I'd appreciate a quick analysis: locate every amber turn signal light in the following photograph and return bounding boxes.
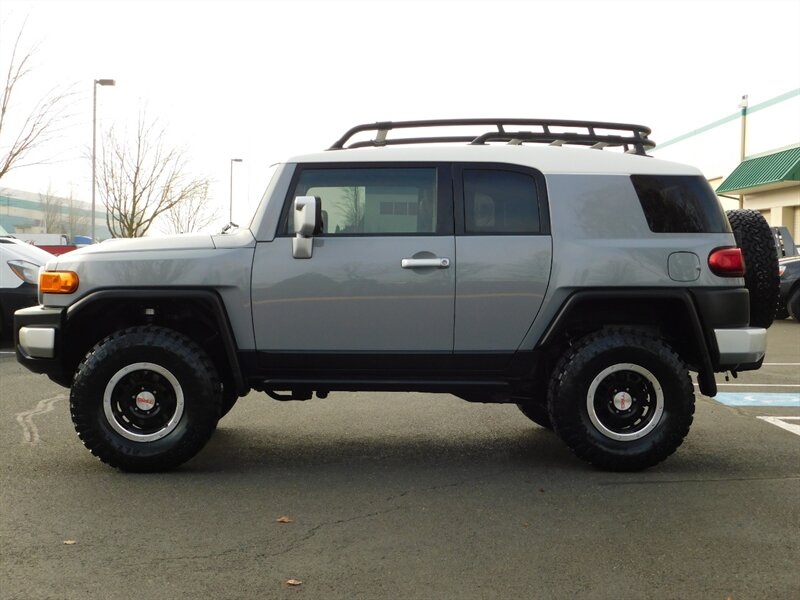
[40,271,79,294]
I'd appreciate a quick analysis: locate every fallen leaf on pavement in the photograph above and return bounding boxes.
[63,540,77,545]
[276,516,293,523]
[285,579,302,586]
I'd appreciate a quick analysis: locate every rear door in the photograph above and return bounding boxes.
[251,163,455,356]
[453,163,552,353]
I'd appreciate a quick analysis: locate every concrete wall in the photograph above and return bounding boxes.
[744,186,800,239]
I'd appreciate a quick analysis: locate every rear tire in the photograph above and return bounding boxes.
[726,209,779,328]
[788,288,800,323]
[548,328,694,471]
[70,326,221,472]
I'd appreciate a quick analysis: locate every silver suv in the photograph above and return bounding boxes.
[14,119,780,472]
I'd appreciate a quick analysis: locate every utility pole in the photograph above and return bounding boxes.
[229,158,243,223]
[738,94,748,209]
[91,78,115,241]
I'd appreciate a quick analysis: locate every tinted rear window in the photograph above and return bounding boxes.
[631,175,731,233]
[463,169,540,234]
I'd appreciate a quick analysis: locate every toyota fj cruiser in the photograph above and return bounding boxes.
[14,119,780,472]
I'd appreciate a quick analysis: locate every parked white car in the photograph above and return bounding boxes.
[0,231,54,336]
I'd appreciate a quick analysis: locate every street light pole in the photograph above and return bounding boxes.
[91,78,115,242]
[229,158,243,223]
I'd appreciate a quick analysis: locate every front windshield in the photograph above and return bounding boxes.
[247,163,280,231]
[218,163,281,234]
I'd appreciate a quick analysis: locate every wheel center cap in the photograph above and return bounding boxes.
[613,391,633,411]
[135,391,156,411]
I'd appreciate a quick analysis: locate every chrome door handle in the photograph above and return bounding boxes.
[401,257,450,269]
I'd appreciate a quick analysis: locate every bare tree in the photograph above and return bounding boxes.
[340,186,364,233]
[97,112,210,238]
[162,180,220,234]
[39,185,64,232]
[64,193,90,239]
[0,22,75,180]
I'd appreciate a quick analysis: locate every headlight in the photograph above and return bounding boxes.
[7,260,40,285]
[778,265,786,277]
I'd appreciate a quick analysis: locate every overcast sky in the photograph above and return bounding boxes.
[1,0,799,231]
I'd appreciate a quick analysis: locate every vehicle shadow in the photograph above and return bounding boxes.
[196,424,577,474]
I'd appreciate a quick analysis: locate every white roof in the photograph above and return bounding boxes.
[288,144,701,176]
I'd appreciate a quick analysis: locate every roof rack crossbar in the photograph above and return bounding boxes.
[328,118,655,155]
[346,136,480,149]
[469,130,654,152]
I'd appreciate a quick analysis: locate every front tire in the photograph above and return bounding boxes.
[548,328,695,471]
[70,326,222,472]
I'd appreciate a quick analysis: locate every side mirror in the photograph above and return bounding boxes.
[292,196,320,258]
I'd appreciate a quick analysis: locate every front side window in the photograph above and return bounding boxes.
[286,167,440,235]
[463,169,540,234]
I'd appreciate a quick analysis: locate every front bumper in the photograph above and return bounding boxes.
[14,305,68,383]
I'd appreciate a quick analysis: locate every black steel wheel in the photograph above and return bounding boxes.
[70,326,221,472]
[548,328,695,471]
[726,209,779,328]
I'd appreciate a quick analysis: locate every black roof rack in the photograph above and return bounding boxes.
[329,118,655,156]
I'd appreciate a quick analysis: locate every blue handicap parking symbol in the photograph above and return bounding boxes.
[714,393,800,407]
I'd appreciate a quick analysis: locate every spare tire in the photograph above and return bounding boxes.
[726,209,779,328]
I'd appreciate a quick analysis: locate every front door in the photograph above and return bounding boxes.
[251,163,454,359]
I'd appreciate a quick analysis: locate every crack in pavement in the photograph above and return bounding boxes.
[88,474,515,568]
[262,506,407,559]
[123,506,408,568]
[261,471,512,559]
[14,394,67,444]
[386,468,511,502]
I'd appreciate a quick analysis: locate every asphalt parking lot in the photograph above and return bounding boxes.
[1,321,798,600]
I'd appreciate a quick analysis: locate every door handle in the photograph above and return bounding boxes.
[401,257,450,269]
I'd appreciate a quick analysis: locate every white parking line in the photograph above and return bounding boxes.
[757,416,800,437]
[15,395,67,444]
[717,384,800,387]
[694,383,800,387]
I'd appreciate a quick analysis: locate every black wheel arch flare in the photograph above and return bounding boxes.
[537,288,728,397]
[65,288,247,396]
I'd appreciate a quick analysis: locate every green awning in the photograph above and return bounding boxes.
[716,145,800,194]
